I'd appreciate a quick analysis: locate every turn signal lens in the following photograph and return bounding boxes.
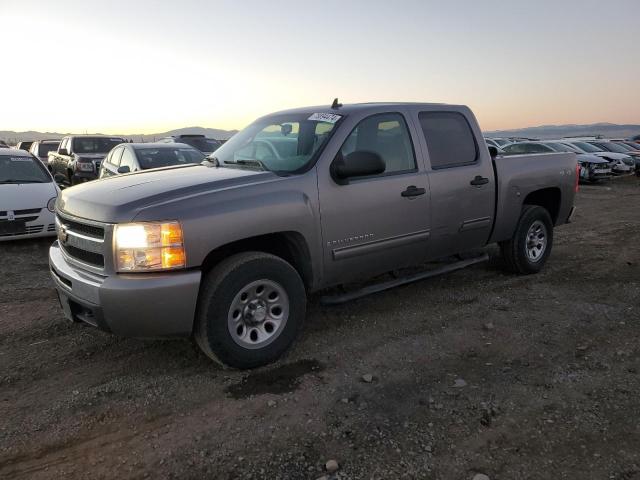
[114,221,186,272]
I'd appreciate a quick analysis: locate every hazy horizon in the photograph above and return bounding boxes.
[1,0,639,133]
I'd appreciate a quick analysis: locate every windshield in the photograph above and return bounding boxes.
[545,142,574,153]
[614,142,635,151]
[135,147,205,169]
[210,112,341,173]
[0,154,51,183]
[571,142,602,153]
[73,137,124,154]
[179,137,221,153]
[596,142,632,154]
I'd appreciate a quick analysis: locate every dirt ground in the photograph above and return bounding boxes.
[1,177,639,480]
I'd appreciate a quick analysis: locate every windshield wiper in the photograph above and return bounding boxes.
[222,159,268,171]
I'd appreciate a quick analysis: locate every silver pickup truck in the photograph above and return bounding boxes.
[49,102,578,368]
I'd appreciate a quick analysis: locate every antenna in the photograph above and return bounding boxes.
[331,98,342,109]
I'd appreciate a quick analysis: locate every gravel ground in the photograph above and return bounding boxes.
[1,177,639,480]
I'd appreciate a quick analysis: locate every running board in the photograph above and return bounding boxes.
[320,253,489,306]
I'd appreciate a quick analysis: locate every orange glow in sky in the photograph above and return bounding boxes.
[1,0,638,134]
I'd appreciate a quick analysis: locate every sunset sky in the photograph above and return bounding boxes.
[1,0,638,134]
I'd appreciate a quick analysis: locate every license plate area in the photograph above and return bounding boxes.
[0,220,26,235]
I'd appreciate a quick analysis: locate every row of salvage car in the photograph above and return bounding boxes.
[485,137,640,182]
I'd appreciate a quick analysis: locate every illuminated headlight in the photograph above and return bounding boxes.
[114,221,186,272]
[76,161,94,172]
[47,196,57,212]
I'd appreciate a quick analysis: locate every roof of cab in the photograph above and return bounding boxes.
[268,102,461,117]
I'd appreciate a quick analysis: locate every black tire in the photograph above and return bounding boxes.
[500,205,553,274]
[194,252,306,369]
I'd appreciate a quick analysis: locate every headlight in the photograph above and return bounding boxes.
[76,161,94,172]
[114,221,186,272]
[47,196,57,212]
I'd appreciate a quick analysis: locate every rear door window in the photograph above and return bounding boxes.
[418,112,478,169]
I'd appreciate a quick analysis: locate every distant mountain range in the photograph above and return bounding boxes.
[0,126,238,145]
[484,122,640,140]
[2,122,639,145]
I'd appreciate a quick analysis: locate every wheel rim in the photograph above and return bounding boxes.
[525,220,547,262]
[227,279,289,350]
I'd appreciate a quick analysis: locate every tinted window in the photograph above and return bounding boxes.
[418,112,477,169]
[135,147,205,169]
[72,137,124,154]
[340,113,416,174]
[0,154,51,183]
[504,143,552,154]
[178,137,221,153]
[38,142,59,157]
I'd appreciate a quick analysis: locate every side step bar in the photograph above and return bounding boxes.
[320,253,489,306]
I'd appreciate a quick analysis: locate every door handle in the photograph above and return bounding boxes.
[470,176,489,186]
[401,185,426,198]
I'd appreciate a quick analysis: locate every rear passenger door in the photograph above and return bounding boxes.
[412,109,495,258]
[318,111,431,285]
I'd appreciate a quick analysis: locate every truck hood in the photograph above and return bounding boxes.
[0,182,58,211]
[57,164,277,222]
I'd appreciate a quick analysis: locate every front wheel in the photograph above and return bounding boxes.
[194,252,306,369]
[500,205,554,274]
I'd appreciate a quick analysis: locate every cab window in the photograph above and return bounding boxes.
[340,113,416,174]
[419,111,478,169]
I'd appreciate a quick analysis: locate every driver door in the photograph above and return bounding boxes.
[318,111,430,286]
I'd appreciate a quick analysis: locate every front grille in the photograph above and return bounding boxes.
[56,214,106,269]
[47,223,55,232]
[57,215,104,239]
[63,245,104,268]
[0,208,41,217]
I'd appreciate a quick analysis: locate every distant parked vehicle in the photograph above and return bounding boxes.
[586,140,639,173]
[99,143,205,178]
[501,141,610,183]
[159,134,221,155]
[0,149,59,240]
[15,141,34,151]
[48,135,125,186]
[29,140,60,166]
[560,141,633,175]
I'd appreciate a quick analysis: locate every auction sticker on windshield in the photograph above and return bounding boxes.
[308,113,342,124]
[10,157,31,162]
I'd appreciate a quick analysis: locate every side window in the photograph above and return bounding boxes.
[340,113,416,174]
[119,148,137,171]
[418,111,478,169]
[109,147,124,166]
[60,138,68,152]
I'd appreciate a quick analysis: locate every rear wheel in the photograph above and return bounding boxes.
[195,252,306,369]
[500,205,553,274]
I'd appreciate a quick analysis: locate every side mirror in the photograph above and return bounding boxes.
[331,150,386,185]
[53,173,66,184]
[117,165,131,174]
[58,148,69,156]
[488,146,498,158]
